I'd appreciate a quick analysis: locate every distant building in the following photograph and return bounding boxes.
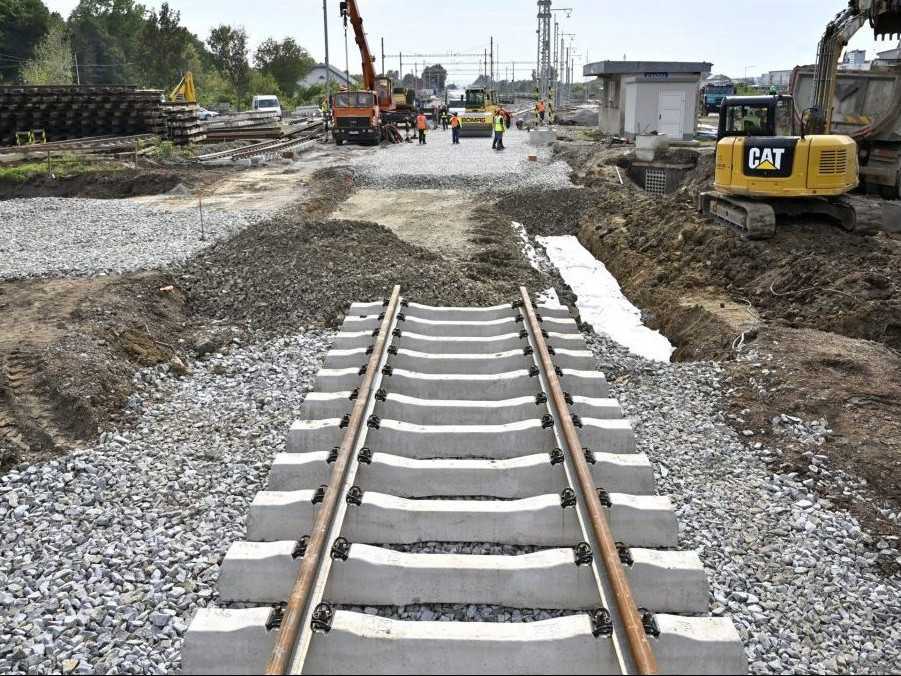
[759,70,793,88]
[839,48,872,71]
[874,43,901,65]
[584,60,712,139]
[299,63,352,89]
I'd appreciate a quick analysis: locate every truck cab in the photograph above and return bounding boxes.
[331,91,381,146]
[251,95,282,119]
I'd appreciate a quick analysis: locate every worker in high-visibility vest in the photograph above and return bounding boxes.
[492,109,506,151]
[416,111,428,145]
[537,99,547,125]
[450,112,461,144]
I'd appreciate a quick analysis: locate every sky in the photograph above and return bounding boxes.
[43,0,901,85]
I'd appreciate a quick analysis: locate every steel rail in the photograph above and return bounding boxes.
[265,285,402,675]
[519,287,659,676]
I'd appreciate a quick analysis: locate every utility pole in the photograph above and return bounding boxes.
[400,52,403,81]
[73,50,80,85]
[381,37,385,75]
[490,36,494,84]
[322,0,329,130]
[538,1,552,100]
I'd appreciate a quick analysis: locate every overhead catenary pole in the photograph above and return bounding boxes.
[73,50,80,85]
[381,37,385,74]
[322,0,330,130]
[490,36,494,84]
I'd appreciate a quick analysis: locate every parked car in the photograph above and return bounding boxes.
[252,95,282,119]
[197,107,220,121]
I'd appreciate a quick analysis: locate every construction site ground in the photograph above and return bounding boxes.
[533,135,901,551]
[2,123,901,674]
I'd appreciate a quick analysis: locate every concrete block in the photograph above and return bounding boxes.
[181,607,277,676]
[324,348,370,370]
[341,315,382,333]
[267,452,331,491]
[589,452,657,494]
[653,614,748,675]
[336,492,677,547]
[287,419,345,453]
[391,348,531,375]
[246,490,319,542]
[570,396,622,420]
[560,369,610,398]
[626,548,709,613]
[218,540,300,603]
[358,452,568,498]
[384,369,538,400]
[608,493,678,548]
[577,418,636,454]
[375,393,547,426]
[539,317,581,335]
[303,611,619,675]
[550,348,598,372]
[314,367,365,392]
[396,331,526,355]
[400,316,521,338]
[326,545,600,608]
[399,302,519,322]
[344,492,583,546]
[331,331,376,351]
[298,391,354,421]
[366,419,556,459]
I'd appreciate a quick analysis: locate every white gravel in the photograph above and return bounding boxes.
[0,331,331,675]
[0,197,271,280]
[351,127,573,192]
[584,332,901,675]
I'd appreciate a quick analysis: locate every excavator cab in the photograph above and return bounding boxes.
[717,96,795,139]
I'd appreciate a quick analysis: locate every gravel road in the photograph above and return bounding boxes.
[0,197,270,280]
[352,127,573,192]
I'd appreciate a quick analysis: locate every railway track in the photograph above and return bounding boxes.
[194,120,325,163]
[182,288,747,675]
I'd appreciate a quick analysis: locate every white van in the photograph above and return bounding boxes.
[252,95,282,119]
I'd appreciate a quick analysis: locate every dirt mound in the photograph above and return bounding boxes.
[493,188,608,237]
[177,213,543,334]
[0,170,184,200]
[0,273,189,469]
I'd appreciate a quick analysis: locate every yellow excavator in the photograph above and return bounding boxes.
[700,0,901,239]
[168,72,197,104]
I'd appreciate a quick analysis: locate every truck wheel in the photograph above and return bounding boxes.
[335,138,344,146]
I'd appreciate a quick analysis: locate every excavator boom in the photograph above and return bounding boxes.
[810,0,901,133]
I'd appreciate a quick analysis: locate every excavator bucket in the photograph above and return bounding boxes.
[871,0,901,38]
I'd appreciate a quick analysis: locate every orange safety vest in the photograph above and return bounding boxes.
[416,115,428,130]
[451,116,460,128]
[537,100,546,113]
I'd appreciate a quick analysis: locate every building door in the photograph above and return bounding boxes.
[658,91,685,138]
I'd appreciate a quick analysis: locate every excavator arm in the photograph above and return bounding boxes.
[340,0,377,92]
[809,0,901,133]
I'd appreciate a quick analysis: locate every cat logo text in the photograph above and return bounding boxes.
[747,147,786,172]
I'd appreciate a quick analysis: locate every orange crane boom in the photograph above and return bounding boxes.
[341,0,377,91]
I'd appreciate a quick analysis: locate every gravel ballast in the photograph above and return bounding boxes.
[0,197,271,280]
[584,332,901,675]
[0,332,331,674]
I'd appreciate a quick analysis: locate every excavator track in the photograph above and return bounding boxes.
[699,191,777,240]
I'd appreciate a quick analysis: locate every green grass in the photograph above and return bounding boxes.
[0,153,120,182]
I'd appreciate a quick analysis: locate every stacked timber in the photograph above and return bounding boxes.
[0,85,164,146]
[161,102,205,145]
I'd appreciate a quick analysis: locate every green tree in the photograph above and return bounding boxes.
[21,22,73,84]
[207,24,249,96]
[68,0,148,84]
[253,37,313,98]
[421,64,447,91]
[0,0,52,81]
[138,2,194,89]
